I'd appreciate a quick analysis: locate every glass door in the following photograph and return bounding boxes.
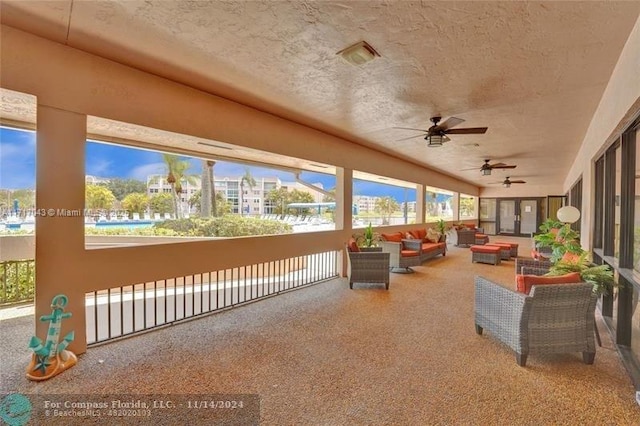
[519,199,538,235]
[479,198,497,235]
[498,200,517,234]
[498,198,541,236]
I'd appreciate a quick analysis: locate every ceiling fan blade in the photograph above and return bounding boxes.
[511,180,526,184]
[396,134,427,142]
[393,126,428,132]
[491,164,517,169]
[460,167,479,171]
[444,127,488,135]
[438,117,465,130]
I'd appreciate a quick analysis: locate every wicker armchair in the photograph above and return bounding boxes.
[515,258,552,275]
[456,229,477,247]
[345,245,390,290]
[474,276,597,366]
[380,239,422,273]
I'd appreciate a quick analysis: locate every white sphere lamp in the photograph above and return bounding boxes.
[557,206,580,224]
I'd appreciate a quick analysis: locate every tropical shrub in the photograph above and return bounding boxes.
[85,227,179,236]
[154,216,292,237]
[546,252,615,296]
[0,260,35,304]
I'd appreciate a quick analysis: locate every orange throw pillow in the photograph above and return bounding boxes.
[347,238,360,252]
[408,229,427,240]
[381,232,403,243]
[516,272,582,295]
[561,252,581,264]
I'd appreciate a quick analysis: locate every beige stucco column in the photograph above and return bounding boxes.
[36,105,87,354]
[336,167,352,277]
[452,192,460,222]
[415,184,425,224]
[335,167,352,232]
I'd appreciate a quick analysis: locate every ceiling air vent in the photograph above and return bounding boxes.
[337,41,380,66]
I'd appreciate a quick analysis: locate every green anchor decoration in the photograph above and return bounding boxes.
[26,294,77,381]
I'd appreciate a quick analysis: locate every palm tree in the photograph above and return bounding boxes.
[239,167,257,216]
[200,160,211,217]
[208,160,217,217]
[375,196,399,225]
[162,153,193,219]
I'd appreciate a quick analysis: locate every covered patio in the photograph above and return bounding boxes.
[1,239,636,423]
[1,1,640,423]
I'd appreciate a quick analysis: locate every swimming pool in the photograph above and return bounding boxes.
[91,221,155,229]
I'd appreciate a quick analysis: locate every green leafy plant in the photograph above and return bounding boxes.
[0,260,35,304]
[534,221,582,263]
[538,218,563,233]
[154,216,292,237]
[534,218,617,295]
[546,252,616,296]
[84,216,293,237]
[355,223,380,248]
[436,219,448,235]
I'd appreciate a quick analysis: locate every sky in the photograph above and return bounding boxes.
[0,126,417,201]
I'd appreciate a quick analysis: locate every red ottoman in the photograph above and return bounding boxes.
[486,243,512,260]
[470,244,501,265]
[494,241,519,258]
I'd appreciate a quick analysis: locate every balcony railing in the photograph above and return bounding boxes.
[0,259,35,305]
[86,250,339,345]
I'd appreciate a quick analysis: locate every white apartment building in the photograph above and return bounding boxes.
[146,174,325,216]
[353,195,380,213]
[85,175,111,185]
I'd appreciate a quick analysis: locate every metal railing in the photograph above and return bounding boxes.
[0,259,35,305]
[86,250,339,345]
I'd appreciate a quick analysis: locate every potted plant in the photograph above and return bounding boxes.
[435,219,448,243]
[534,219,617,295]
[533,221,582,263]
[546,252,616,296]
[355,223,381,251]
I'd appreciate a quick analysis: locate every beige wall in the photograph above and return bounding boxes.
[0,236,34,261]
[0,236,231,261]
[1,25,482,353]
[564,15,640,250]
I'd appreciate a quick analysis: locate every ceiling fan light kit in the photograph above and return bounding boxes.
[501,176,526,187]
[426,134,445,147]
[394,116,488,147]
[475,159,517,175]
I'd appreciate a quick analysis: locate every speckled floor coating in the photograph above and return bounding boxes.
[1,237,639,425]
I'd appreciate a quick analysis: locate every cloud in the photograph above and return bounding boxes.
[86,158,112,176]
[202,161,296,181]
[128,162,167,181]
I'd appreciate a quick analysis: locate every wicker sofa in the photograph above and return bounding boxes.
[474,276,596,366]
[380,230,446,266]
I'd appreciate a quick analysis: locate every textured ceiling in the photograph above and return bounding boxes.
[2,1,639,190]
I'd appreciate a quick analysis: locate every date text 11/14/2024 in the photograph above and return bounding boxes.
[154,400,245,409]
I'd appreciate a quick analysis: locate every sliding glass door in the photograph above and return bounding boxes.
[497,198,542,236]
[498,200,517,234]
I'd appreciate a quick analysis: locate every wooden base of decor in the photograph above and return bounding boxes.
[26,350,77,381]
